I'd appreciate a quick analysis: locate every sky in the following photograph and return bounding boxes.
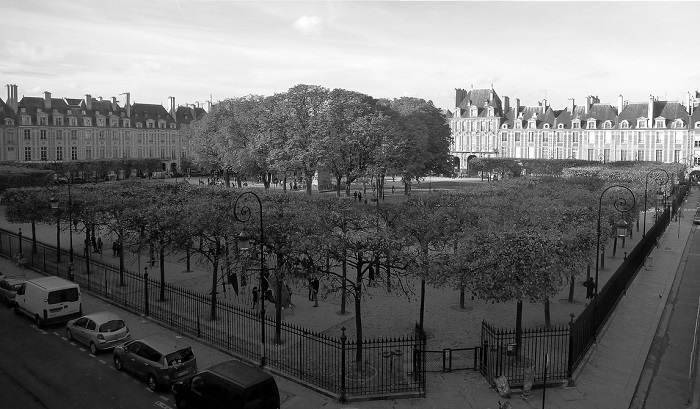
[1,1,700,113]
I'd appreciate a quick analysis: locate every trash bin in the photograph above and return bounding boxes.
[523,367,535,397]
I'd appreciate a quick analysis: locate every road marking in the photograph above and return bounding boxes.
[98,359,107,364]
[61,337,67,341]
[159,395,169,401]
[53,332,59,336]
[69,342,76,346]
[30,325,47,335]
[79,348,85,352]
[155,401,172,409]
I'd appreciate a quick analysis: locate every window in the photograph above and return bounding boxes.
[637,150,645,161]
[674,150,681,163]
[572,132,579,143]
[24,147,31,161]
[556,132,563,143]
[528,132,534,142]
[695,141,700,148]
[620,121,629,129]
[40,146,47,161]
[542,132,549,143]
[587,149,594,161]
[71,146,77,160]
[587,119,597,129]
[39,116,47,126]
[69,117,77,126]
[543,124,550,129]
[514,132,521,142]
[604,149,610,163]
[501,132,507,142]
[85,147,92,159]
[98,118,105,127]
[620,150,627,161]
[71,130,78,139]
[637,119,647,128]
[557,123,564,129]
[24,129,31,140]
[588,133,595,144]
[655,119,665,128]
[47,288,79,304]
[638,131,644,144]
[604,132,612,144]
[621,131,627,144]
[572,121,581,129]
[40,129,47,140]
[675,131,684,144]
[655,150,663,162]
[136,122,143,128]
[655,132,662,144]
[56,147,63,161]
[55,117,63,126]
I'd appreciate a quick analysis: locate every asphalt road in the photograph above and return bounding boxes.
[635,223,700,409]
[0,307,176,409]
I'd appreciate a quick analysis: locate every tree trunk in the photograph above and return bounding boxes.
[385,256,391,294]
[601,248,605,269]
[210,252,219,321]
[419,242,428,334]
[341,250,347,315]
[305,171,314,195]
[354,283,363,365]
[335,176,342,197]
[275,255,284,343]
[515,300,523,356]
[568,274,575,303]
[159,239,165,301]
[544,298,551,328]
[612,237,618,257]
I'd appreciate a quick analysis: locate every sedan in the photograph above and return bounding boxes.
[0,277,23,307]
[66,312,131,354]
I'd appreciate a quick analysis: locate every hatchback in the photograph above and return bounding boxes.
[66,312,131,354]
[114,334,197,391]
[0,277,24,307]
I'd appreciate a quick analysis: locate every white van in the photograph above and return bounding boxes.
[14,277,82,327]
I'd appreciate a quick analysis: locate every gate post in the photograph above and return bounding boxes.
[567,313,575,385]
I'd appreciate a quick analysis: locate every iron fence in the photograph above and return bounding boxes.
[0,227,425,401]
[424,347,481,372]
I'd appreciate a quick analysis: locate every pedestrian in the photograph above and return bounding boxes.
[116,241,122,256]
[358,192,362,202]
[229,273,238,296]
[112,241,118,257]
[91,236,98,253]
[252,286,259,309]
[312,278,320,307]
[391,185,395,195]
[583,277,596,300]
[97,237,103,254]
[368,265,375,286]
[353,191,358,201]
[307,277,313,300]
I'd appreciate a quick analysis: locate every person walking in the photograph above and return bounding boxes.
[583,277,596,300]
[91,235,98,253]
[96,237,103,254]
[252,286,259,310]
[312,278,320,307]
[112,241,118,257]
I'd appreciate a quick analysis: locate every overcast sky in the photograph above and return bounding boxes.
[1,1,699,112]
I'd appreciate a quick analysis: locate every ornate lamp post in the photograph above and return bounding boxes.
[643,168,669,237]
[595,185,635,295]
[233,191,266,367]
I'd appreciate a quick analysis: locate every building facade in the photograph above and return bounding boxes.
[0,84,207,173]
[449,87,700,173]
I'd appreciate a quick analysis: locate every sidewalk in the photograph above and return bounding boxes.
[0,188,695,409]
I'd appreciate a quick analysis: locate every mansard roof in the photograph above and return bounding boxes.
[175,105,206,125]
[690,106,700,127]
[131,103,175,125]
[0,98,14,123]
[617,103,647,128]
[456,88,503,117]
[655,101,688,125]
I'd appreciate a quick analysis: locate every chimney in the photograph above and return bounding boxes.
[455,88,467,108]
[541,99,548,112]
[169,97,176,118]
[207,100,212,113]
[12,84,18,113]
[111,97,117,112]
[125,92,131,118]
[515,98,520,116]
[85,94,92,110]
[687,92,692,115]
[44,91,52,109]
[190,106,196,120]
[648,94,654,125]
[618,95,624,114]
[489,90,494,103]
[568,98,575,113]
[503,96,510,113]
[98,96,103,101]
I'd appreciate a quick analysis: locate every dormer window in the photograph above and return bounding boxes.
[543,124,550,129]
[98,118,105,127]
[470,107,477,116]
[672,119,684,128]
[587,119,597,129]
[695,121,700,129]
[501,124,508,129]
[82,110,86,115]
[54,117,63,126]
[637,119,647,128]
[487,107,494,116]
[4,118,13,126]
[110,120,118,127]
[20,107,26,113]
[67,109,72,115]
[572,120,581,129]
[557,123,564,129]
[137,122,143,128]
[122,119,130,127]
[620,120,629,129]
[170,123,177,129]
[83,118,92,126]
[528,120,537,129]
[38,116,48,126]
[654,119,665,128]
[146,120,155,129]
[602,121,612,129]
[515,121,522,129]
[158,121,166,129]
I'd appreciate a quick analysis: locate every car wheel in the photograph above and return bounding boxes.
[66,328,73,340]
[147,374,158,391]
[114,356,123,371]
[34,315,43,328]
[90,342,98,355]
[176,398,188,409]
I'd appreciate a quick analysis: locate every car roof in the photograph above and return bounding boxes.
[207,360,274,387]
[1,277,25,285]
[81,311,124,324]
[28,276,79,290]
[139,334,190,353]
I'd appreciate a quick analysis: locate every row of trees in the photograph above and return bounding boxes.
[183,84,453,196]
[4,170,672,361]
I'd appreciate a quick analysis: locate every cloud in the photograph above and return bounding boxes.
[292,15,323,35]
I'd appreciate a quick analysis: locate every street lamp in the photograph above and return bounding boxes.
[233,191,266,367]
[595,185,635,295]
[643,168,669,237]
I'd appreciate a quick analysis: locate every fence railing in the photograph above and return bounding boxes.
[0,228,425,401]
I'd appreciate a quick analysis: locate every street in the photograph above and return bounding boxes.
[0,307,175,409]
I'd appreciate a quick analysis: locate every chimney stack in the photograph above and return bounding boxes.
[515,98,520,117]
[44,91,52,109]
[111,97,117,112]
[568,98,575,113]
[541,99,548,112]
[648,95,654,125]
[503,96,510,113]
[85,94,92,110]
[11,85,18,113]
[125,92,131,118]
[618,95,624,114]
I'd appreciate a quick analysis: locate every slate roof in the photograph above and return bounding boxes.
[690,107,700,128]
[456,88,503,118]
[580,104,618,128]
[131,103,176,126]
[617,103,648,128]
[655,101,689,127]
[175,105,206,125]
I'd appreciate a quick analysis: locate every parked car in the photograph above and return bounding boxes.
[113,334,197,391]
[14,276,82,327]
[66,312,131,354]
[173,360,280,409]
[694,210,700,225]
[0,277,24,307]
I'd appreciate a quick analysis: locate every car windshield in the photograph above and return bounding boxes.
[165,347,194,366]
[99,320,125,333]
